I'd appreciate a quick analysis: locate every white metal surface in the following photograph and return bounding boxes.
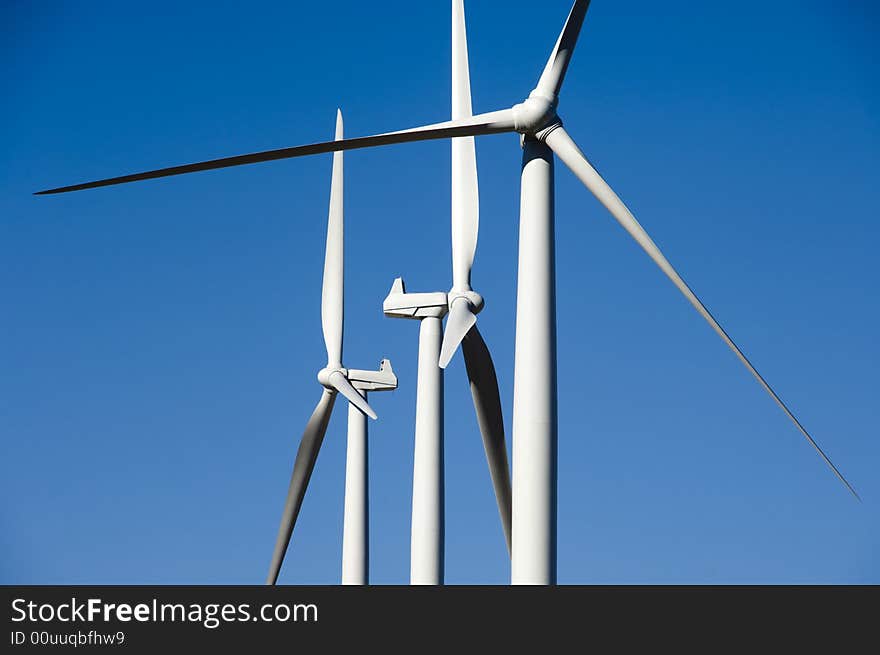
[451,0,479,294]
[411,316,445,584]
[266,111,395,584]
[322,109,345,369]
[511,137,557,585]
[342,392,369,585]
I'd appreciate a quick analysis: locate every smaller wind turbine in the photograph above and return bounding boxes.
[266,110,396,585]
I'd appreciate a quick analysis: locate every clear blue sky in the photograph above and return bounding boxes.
[2,1,877,584]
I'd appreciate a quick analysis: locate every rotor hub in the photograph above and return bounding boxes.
[512,93,559,135]
[317,366,347,389]
[448,290,484,315]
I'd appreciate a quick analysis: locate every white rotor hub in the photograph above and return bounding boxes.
[317,367,348,389]
[512,94,558,135]
[447,290,484,315]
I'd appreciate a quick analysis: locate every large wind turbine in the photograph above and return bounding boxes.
[38,1,858,585]
[266,110,397,585]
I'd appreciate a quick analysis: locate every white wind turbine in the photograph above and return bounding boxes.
[266,110,397,585]
[381,1,512,584]
[38,0,858,585]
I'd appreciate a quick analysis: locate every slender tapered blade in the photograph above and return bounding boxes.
[35,110,517,195]
[545,125,859,500]
[267,389,337,585]
[462,325,512,552]
[451,0,479,292]
[534,0,592,102]
[322,110,344,368]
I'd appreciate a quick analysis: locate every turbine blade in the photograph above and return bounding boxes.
[545,125,860,500]
[451,0,479,292]
[267,389,337,585]
[35,109,517,195]
[462,325,512,553]
[439,297,476,369]
[331,373,377,420]
[534,0,592,102]
[322,110,344,368]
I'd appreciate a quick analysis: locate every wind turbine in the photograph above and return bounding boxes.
[37,1,858,585]
[380,1,511,585]
[266,110,397,585]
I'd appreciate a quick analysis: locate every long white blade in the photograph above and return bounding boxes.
[267,388,337,584]
[322,110,344,368]
[441,0,482,371]
[462,325,512,553]
[545,125,859,500]
[451,0,479,292]
[534,0,592,102]
[36,110,517,195]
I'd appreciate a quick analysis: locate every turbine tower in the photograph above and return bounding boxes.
[37,1,859,586]
[266,110,397,585]
[383,279,447,584]
[343,359,397,585]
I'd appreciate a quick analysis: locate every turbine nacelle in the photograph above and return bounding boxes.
[348,359,398,393]
[383,277,448,320]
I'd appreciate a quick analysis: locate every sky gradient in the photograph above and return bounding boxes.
[2,0,878,584]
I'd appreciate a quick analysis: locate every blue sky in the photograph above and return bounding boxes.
[2,0,877,584]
